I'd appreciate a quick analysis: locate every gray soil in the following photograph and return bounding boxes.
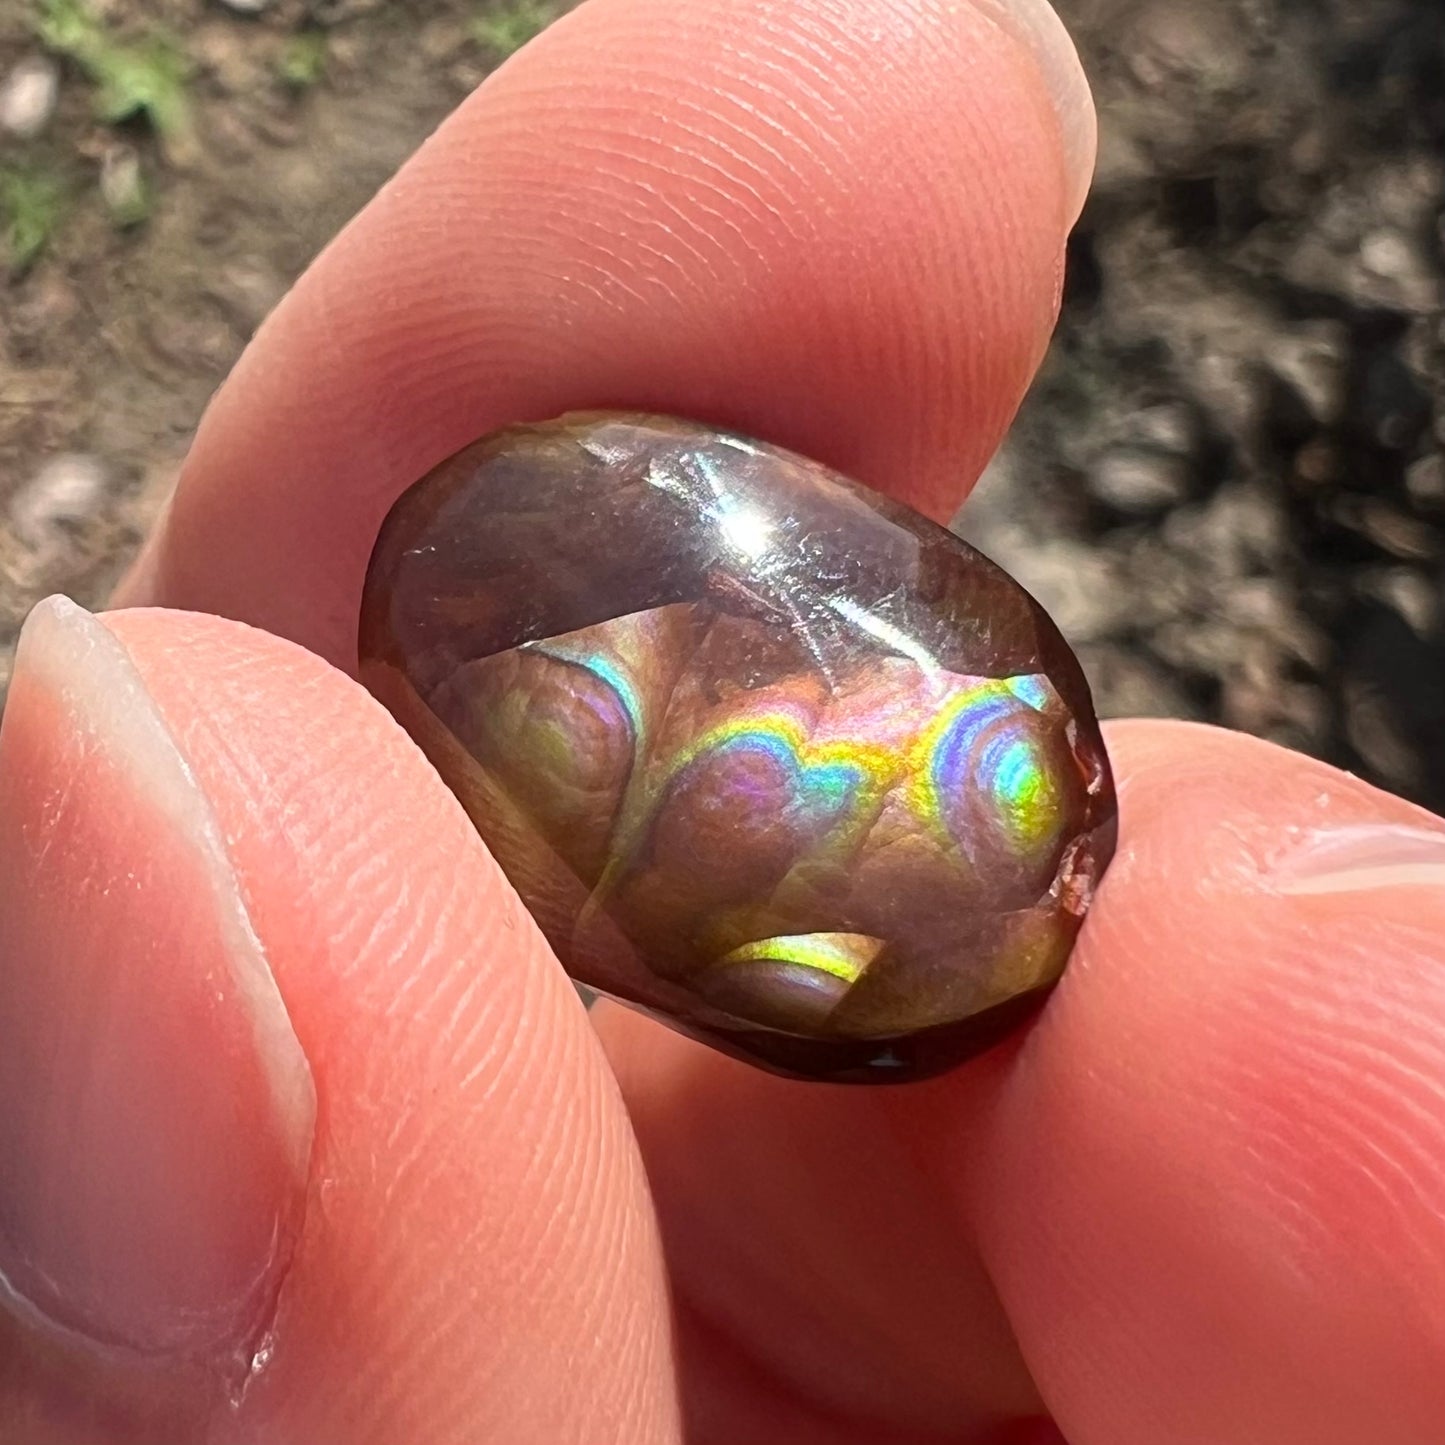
[3,0,1443,808]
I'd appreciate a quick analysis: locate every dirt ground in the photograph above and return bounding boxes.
[2,0,1443,808]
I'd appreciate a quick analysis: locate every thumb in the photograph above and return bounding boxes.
[0,599,678,1443]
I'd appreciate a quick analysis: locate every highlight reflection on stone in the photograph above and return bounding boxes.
[360,413,1117,1081]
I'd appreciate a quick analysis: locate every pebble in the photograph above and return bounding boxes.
[1359,228,1416,281]
[99,145,148,227]
[1361,567,1439,638]
[1124,401,1200,455]
[9,455,108,552]
[0,56,60,140]
[1405,452,1445,506]
[1089,447,1193,514]
[1263,322,1348,426]
[1354,499,1439,561]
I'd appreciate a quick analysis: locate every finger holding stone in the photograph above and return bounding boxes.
[595,1000,1047,1441]
[595,721,1445,1445]
[0,601,679,1445]
[955,720,1445,1445]
[115,0,1095,669]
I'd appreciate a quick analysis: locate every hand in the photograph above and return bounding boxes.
[3,0,1443,1441]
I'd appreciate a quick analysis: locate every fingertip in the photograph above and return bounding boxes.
[3,605,679,1443]
[971,0,1097,224]
[964,721,1445,1445]
[119,0,1089,665]
[0,599,310,1370]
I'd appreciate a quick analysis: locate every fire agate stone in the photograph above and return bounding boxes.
[360,414,1117,1081]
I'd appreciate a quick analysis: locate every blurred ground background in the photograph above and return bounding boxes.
[1,0,1443,807]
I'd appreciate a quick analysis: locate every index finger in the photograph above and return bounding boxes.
[114,0,1094,668]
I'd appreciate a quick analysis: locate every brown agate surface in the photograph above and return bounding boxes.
[360,413,1117,1081]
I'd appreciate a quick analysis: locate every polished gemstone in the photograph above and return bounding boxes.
[360,413,1117,1081]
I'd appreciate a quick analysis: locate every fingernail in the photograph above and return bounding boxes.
[970,0,1097,226]
[1272,824,1445,895]
[0,597,315,1366]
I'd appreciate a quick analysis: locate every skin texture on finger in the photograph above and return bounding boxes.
[115,0,1092,669]
[673,1299,1060,1445]
[596,1001,1043,1440]
[0,606,679,1445]
[0,602,312,1365]
[596,721,1445,1445]
[954,721,1445,1445]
